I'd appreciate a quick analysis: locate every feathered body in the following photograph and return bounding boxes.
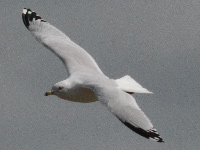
[22,8,164,142]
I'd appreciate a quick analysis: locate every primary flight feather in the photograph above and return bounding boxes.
[22,8,164,142]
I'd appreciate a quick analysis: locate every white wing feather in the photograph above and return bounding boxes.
[22,8,103,75]
[95,84,163,142]
[115,75,153,94]
[98,86,153,130]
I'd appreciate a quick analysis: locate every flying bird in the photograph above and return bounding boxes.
[22,8,164,142]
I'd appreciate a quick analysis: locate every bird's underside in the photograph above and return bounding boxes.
[22,8,164,142]
[57,86,98,103]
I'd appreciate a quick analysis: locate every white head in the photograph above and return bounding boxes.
[44,80,70,97]
[44,79,98,103]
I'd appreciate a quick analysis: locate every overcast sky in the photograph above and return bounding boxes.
[1,0,200,150]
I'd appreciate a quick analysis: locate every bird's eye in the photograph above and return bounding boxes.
[58,87,63,90]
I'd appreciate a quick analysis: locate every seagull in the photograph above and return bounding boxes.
[22,8,164,142]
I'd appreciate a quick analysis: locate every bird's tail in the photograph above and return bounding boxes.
[115,75,153,94]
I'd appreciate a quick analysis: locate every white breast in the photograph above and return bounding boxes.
[58,87,98,103]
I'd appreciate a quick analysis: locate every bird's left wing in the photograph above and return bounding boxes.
[22,8,103,75]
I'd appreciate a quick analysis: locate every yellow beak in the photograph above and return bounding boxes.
[44,91,54,96]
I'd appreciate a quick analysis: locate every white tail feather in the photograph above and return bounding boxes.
[115,75,153,94]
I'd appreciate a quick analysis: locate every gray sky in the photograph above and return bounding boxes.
[1,0,200,150]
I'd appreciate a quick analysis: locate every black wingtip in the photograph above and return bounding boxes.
[120,121,164,143]
[22,8,30,28]
[22,8,46,29]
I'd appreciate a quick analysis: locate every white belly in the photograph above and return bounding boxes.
[57,87,98,103]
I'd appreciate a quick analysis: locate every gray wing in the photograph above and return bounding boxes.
[96,84,164,142]
[22,8,103,75]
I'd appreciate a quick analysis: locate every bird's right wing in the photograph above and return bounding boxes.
[22,8,103,75]
[95,84,164,142]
